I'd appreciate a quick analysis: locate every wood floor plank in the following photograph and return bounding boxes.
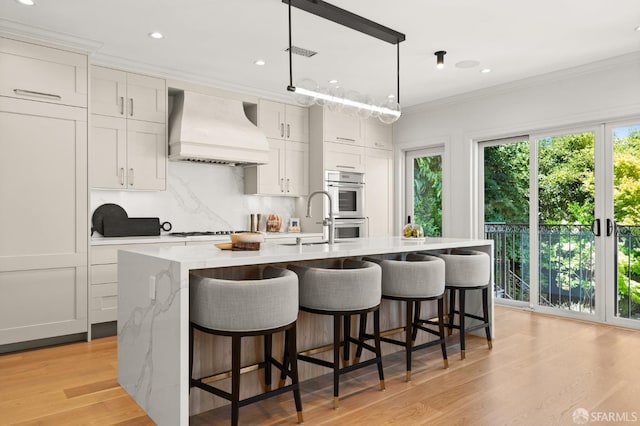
[2,307,640,425]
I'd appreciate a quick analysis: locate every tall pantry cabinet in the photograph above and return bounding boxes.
[0,37,88,347]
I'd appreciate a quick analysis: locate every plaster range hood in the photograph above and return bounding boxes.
[168,91,269,165]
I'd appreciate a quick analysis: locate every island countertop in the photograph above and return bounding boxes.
[117,236,494,426]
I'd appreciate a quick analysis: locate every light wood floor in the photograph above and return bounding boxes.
[2,306,640,425]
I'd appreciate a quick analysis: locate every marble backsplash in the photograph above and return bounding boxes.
[90,161,297,233]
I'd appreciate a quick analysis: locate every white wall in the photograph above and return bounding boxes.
[395,52,640,238]
[91,161,296,234]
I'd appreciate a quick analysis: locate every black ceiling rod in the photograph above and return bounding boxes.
[288,0,294,90]
[397,43,400,104]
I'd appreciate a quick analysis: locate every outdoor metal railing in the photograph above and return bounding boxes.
[485,223,640,319]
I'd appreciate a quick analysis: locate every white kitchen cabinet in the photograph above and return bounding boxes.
[90,115,166,190]
[91,66,166,123]
[0,96,88,345]
[90,242,184,324]
[0,37,87,108]
[364,119,393,150]
[245,139,309,196]
[365,148,394,237]
[322,107,363,146]
[258,99,309,143]
[90,67,167,191]
[324,141,365,173]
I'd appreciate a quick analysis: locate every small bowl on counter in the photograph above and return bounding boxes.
[216,232,265,250]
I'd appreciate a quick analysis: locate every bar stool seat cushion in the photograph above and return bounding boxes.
[437,249,490,287]
[375,253,445,298]
[289,259,381,312]
[189,267,298,332]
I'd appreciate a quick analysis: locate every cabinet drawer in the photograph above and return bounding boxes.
[324,141,365,173]
[91,264,117,284]
[0,37,87,108]
[364,120,393,150]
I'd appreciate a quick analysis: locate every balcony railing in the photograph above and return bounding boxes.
[485,223,640,319]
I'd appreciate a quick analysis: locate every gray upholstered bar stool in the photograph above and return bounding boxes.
[433,249,492,359]
[363,253,448,381]
[189,266,303,426]
[287,258,384,409]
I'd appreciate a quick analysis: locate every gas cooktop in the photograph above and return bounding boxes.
[169,231,237,237]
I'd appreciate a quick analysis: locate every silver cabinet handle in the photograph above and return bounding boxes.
[120,96,125,115]
[286,124,290,139]
[366,216,370,238]
[336,136,356,142]
[280,177,284,192]
[129,98,134,117]
[280,123,285,138]
[286,178,290,193]
[335,165,356,169]
[129,168,134,186]
[14,89,61,100]
[119,168,125,186]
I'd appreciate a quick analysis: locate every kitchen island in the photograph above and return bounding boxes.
[117,236,493,425]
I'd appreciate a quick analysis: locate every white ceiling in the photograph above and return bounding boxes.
[1,0,639,107]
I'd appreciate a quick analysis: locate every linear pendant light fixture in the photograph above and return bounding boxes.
[284,0,406,123]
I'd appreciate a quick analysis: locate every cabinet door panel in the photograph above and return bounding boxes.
[365,119,393,150]
[90,115,127,189]
[0,266,87,344]
[0,98,87,257]
[126,73,166,123]
[0,37,87,108]
[285,104,309,143]
[365,148,393,237]
[126,120,167,190]
[258,139,286,195]
[285,141,309,196]
[323,108,362,145]
[91,66,127,118]
[258,99,285,140]
[324,141,365,173]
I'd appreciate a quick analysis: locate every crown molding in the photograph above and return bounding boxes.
[404,51,640,116]
[0,18,102,53]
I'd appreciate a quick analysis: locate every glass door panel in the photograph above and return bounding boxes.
[481,138,530,303]
[612,124,640,321]
[536,131,596,315]
[405,148,443,237]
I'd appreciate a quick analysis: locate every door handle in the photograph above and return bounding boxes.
[280,123,284,138]
[129,98,134,117]
[286,124,290,139]
[119,168,125,186]
[120,96,125,115]
[606,218,615,237]
[13,89,61,100]
[129,168,134,186]
[592,219,601,236]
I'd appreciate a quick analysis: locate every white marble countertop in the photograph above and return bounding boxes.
[120,236,493,269]
[91,232,323,246]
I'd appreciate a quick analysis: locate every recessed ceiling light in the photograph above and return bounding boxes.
[328,79,338,84]
[15,0,35,5]
[387,94,396,99]
[635,25,640,32]
[480,68,492,74]
[254,59,266,66]
[148,31,164,39]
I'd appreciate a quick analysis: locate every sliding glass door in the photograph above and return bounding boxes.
[481,122,640,326]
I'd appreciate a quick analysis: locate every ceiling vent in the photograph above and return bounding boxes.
[285,45,317,57]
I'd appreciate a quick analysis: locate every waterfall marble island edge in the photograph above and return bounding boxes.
[117,236,494,426]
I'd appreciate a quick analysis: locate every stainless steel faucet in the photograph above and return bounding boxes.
[306,190,335,244]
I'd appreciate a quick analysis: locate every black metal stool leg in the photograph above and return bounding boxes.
[264,333,272,391]
[333,314,341,409]
[353,312,367,364]
[231,335,241,426]
[343,314,351,366]
[412,301,421,342]
[438,297,448,368]
[405,300,414,381]
[374,308,385,390]
[459,289,466,360]
[483,286,493,349]
[448,287,456,336]
[279,328,290,388]
[287,324,304,423]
